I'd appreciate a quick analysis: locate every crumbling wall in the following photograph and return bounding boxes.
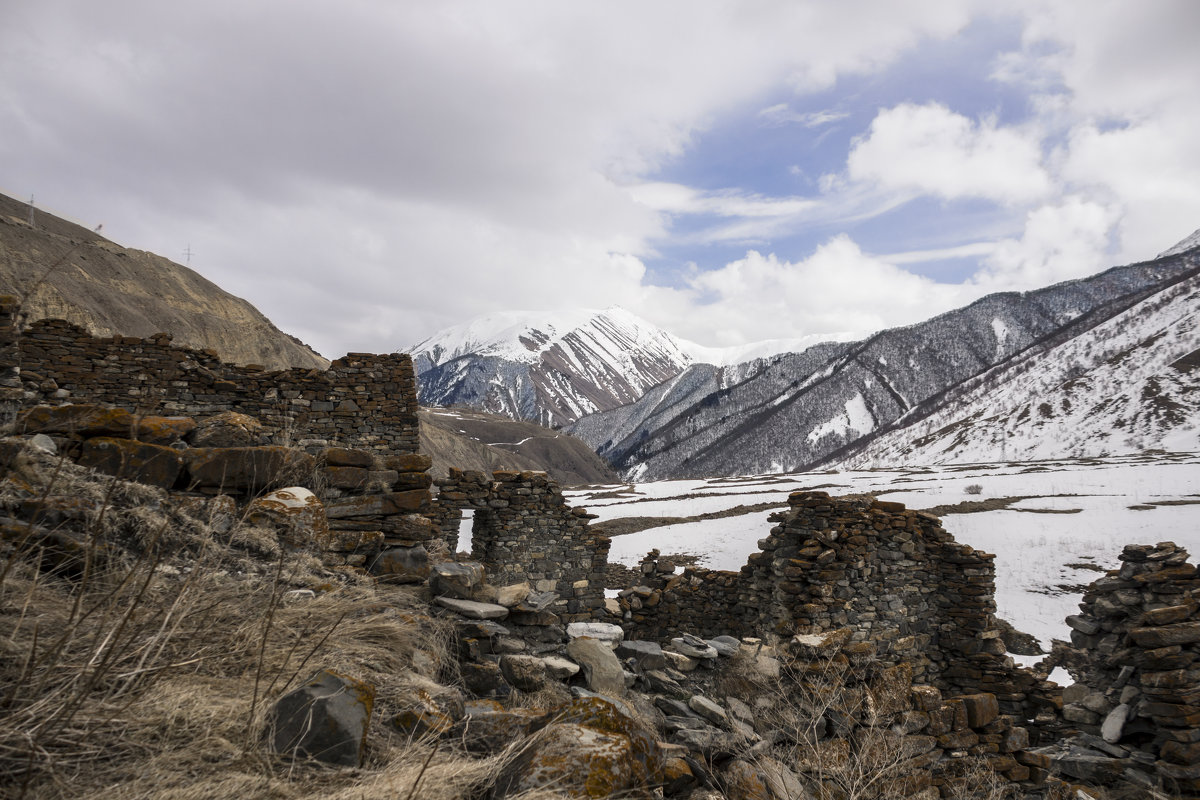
[431,468,609,621]
[622,491,1046,705]
[15,318,419,455]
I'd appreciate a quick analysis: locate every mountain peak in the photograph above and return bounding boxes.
[1158,226,1200,259]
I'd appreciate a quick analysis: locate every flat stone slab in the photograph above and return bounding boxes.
[435,596,510,620]
[689,695,727,726]
[671,637,718,660]
[707,636,741,657]
[567,622,624,646]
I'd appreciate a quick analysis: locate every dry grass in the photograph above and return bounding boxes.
[0,443,527,800]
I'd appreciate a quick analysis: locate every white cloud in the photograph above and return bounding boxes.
[973,197,1118,291]
[846,103,1051,205]
[758,105,849,128]
[670,236,969,345]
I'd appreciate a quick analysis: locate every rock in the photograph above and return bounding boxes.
[670,637,717,660]
[323,446,375,468]
[567,622,624,646]
[77,436,183,489]
[450,707,543,754]
[323,466,370,491]
[391,681,465,739]
[190,411,267,447]
[435,596,509,620]
[662,650,698,672]
[495,582,531,608]
[28,434,57,454]
[323,491,429,518]
[616,640,666,671]
[723,759,771,800]
[958,693,999,728]
[1101,704,1130,743]
[542,656,581,680]
[707,635,741,657]
[431,561,486,599]
[499,655,548,692]
[567,636,626,695]
[266,669,374,767]
[244,487,329,549]
[381,513,437,543]
[688,695,727,726]
[1129,622,1200,647]
[370,545,430,583]
[16,404,195,444]
[184,446,315,492]
[491,723,633,798]
[460,661,511,699]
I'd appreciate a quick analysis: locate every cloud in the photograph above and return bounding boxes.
[758,105,850,128]
[972,197,1118,291]
[0,0,978,356]
[846,103,1051,205]
[673,235,969,345]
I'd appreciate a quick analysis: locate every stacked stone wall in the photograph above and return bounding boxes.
[15,318,418,455]
[0,297,21,421]
[431,468,609,622]
[623,491,1047,706]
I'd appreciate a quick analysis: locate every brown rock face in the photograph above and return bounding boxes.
[190,412,268,447]
[17,404,194,444]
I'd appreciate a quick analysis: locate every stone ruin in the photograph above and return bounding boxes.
[7,294,1200,796]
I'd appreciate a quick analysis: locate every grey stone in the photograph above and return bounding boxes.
[1101,705,1130,744]
[566,636,626,695]
[616,639,666,671]
[431,561,486,599]
[566,621,624,646]
[688,695,727,726]
[541,655,580,680]
[369,544,429,583]
[28,434,56,454]
[266,669,374,766]
[671,637,718,660]
[435,596,510,620]
[708,635,741,657]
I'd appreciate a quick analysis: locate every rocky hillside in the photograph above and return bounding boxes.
[409,307,696,428]
[835,258,1200,466]
[419,406,617,486]
[569,246,1200,480]
[0,192,328,371]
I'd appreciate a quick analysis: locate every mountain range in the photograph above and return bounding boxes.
[417,233,1200,480]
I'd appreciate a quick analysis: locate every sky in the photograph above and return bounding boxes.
[3,1,1200,358]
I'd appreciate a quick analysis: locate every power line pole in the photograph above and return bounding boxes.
[27,195,34,228]
[183,244,193,265]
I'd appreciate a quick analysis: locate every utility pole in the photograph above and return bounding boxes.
[27,195,34,228]
[183,244,193,265]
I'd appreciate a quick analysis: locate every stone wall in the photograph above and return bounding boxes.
[15,317,418,455]
[0,297,21,422]
[430,468,610,622]
[621,490,1047,706]
[1052,542,1200,795]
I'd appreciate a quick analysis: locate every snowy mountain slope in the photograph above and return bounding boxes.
[569,249,1200,480]
[408,307,700,427]
[835,266,1200,466]
[1159,227,1200,258]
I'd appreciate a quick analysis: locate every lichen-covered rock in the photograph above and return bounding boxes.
[499,654,548,692]
[77,436,183,488]
[16,404,195,444]
[492,696,663,799]
[266,669,374,766]
[190,411,268,447]
[245,486,328,549]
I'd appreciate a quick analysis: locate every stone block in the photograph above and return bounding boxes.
[266,669,374,766]
[184,446,315,492]
[77,436,183,488]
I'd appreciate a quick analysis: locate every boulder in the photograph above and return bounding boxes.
[450,707,543,754]
[567,637,626,695]
[390,680,465,739]
[370,545,430,583]
[616,640,666,672]
[266,669,374,766]
[190,411,268,447]
[244,487,329,549]
[77,437,183,489]
[323,446,375,468]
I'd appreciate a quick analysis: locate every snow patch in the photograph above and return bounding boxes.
[807,394,876,443]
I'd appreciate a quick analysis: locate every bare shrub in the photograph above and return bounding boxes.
[965,483,984,495]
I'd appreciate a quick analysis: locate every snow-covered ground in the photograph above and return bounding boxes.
[567,453,1200,650]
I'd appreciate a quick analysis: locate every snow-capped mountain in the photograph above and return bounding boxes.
[408,307,699,427]
[835,262,1200,467]
[567,247,1200,480]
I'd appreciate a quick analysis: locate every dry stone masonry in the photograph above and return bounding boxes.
[15,317,418,455]
[430,467,611,621]
[621,491,1051,717]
